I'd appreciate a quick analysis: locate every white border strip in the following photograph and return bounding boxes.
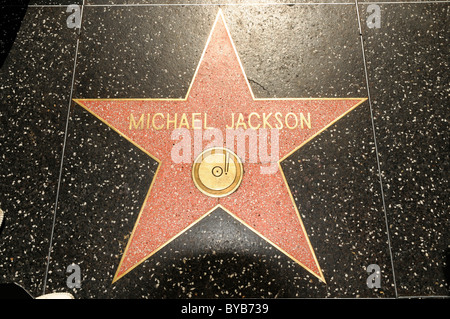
[41,0,85,297]
[355,0,399,298]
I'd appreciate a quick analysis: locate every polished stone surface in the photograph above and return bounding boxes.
[0,6,78,296]
[0,1,448,299]
[358,3,449,296]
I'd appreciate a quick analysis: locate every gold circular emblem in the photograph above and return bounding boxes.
[192,147,243,198]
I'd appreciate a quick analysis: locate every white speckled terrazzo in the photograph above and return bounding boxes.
[0,1,448,299]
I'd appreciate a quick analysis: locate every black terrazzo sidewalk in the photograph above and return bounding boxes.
[0,1,448,299]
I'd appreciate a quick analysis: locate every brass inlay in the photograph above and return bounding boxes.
[192,147,243,197]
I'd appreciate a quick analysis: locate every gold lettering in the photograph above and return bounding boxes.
[129,111,311,131]
[263,113,273,129]
[300,113,311,129]
[179,113,190,129]
[152,113,164,130]
[274,112,283,129]
[166,113,177,130]
[147,113,151,129]
[285,112,298,129]
[248,112,261,130]
[226,113,235,129]
[129,114,144,130]
[235,113,247,130]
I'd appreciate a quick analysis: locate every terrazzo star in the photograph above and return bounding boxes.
[74,10,366,283]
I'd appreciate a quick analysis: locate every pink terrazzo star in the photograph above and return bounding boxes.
[74,10,366,283]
